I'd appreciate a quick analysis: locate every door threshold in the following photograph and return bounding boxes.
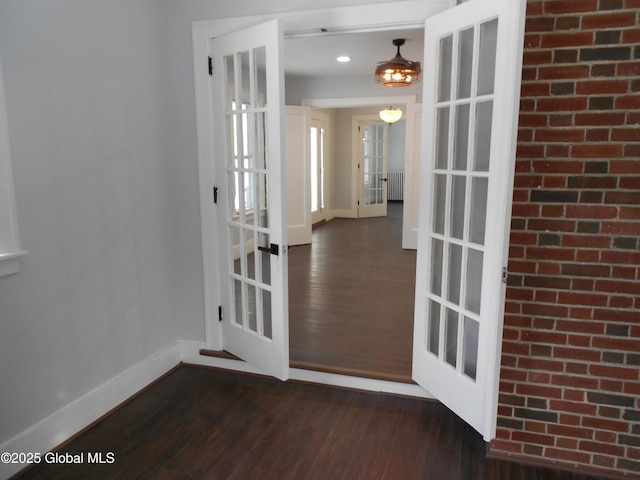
[289,360,414,385]
[195,350,430,398]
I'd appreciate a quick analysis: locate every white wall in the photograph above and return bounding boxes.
[0,0,176,449]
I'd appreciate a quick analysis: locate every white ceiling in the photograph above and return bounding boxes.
[283,27,425,78]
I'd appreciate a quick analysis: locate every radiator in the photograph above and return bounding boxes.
[387,170,405,201]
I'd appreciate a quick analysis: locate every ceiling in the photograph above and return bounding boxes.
[283,28,425,78]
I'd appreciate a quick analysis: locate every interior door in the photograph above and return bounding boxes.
[358,120,389,218]
[285,105,312,246]
[210,19,289,380]
[413,0,525,439]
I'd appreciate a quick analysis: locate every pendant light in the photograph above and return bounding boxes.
[374,39,421,87]
[379,107,403,124]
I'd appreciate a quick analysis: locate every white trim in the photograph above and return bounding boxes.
[302,95,416,109]
[0,342,181,479]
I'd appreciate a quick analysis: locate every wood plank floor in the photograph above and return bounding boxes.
[289,202,416,383]
[12,365,612,480]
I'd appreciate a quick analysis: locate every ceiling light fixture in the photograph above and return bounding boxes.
[337,56,351,63]
[375,39,421,87]
[379,107,403,124]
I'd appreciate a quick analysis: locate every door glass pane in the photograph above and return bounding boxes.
[259,232,271,285]
[433,174,446,234]
[233,279,243,327]
[247,284,257,333]
[478,19,498,96]
[230,226,241,275]
[255,46,267,107]
[465,248,483,315]
[454,104,470,170]
[447,243,463,305]
[463,316,479,380]
[436,107,450,169]
[361,123,386,206]
[470,177,488,245]
[474,100,493,172]
[438,35,453,102]
[451,176,466,240]
[428,300,441,355]
[430,238,444,296]
[445,308,458,368]
[255,173,269,228]
[254,112,267,170]
[263,289,272,339]
[224,54,236,109]
[457,27,474,99]
[247,235,256,280]
[239,50,251,106]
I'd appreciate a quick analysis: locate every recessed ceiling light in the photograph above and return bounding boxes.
[337,56,351,63]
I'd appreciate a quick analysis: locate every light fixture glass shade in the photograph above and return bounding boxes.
[375,39,421,87]
[379,107,403,124]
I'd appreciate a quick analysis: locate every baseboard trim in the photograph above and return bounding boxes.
[0,341,181,479]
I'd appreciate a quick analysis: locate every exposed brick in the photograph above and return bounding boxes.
[587,391,636,407]
[571,144,623,158]
[576,79,629,95]
[567,176,617,189]
[561,263,611,277]
[554,49,579,64]
[577,221,601,233]
[582,12,637,29]
[538,65,590,80]
[544,0,598,14]
[595,30,622,44]
[530,190,580,203]
[575,112,626,125]
[588,96,615,110]
[580,47,632,62]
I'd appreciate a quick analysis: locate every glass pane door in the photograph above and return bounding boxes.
[359,121,388,218]
[413,0,525,440]
[210,20,288,380]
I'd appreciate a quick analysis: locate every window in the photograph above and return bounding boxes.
[0,49,26,277]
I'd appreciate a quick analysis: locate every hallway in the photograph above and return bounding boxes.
[289,202,416,383]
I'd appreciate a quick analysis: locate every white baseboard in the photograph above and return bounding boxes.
[2,339,433,479]
[0,341,181,479]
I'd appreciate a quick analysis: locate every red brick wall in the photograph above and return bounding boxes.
[490,0,640,478]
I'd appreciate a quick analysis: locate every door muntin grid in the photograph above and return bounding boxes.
[224,46,273,340]
[425,17,498,382]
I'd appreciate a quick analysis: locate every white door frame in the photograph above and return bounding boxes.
[302,96,417,221]
[193,0,450,346]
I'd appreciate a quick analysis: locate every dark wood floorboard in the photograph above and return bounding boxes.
[289,202,416,383]
[11,365,614,480]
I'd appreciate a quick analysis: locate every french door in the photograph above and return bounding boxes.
[358,120,389,219]
[210,20,289,380]
[412,0,525,439]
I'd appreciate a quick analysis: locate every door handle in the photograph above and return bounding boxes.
[258,243,279,256]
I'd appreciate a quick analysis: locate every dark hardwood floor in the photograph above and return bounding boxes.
[11,365,612,480]
[289,202,416,383]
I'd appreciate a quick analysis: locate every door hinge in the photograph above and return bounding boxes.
[218,305,223,322]
[213,186,218,204]
[502,267,509,284]
[208,56,213,76]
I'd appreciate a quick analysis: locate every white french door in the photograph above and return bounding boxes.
[210,20,289,380]
[412,0,525,440]
[358,120,389,219]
